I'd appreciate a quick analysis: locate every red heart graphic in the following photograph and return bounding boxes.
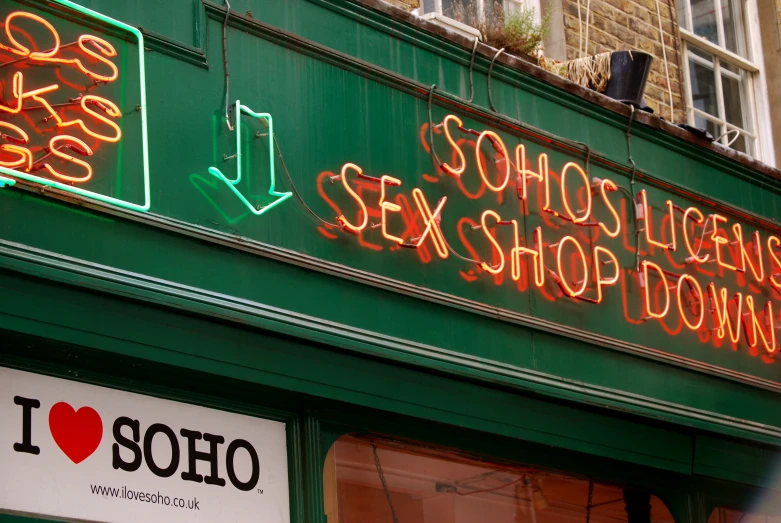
[49,402,103,464]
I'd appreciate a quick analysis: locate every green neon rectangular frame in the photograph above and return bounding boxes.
[0,0,150,212]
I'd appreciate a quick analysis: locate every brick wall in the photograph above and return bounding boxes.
[559,0,684,121]
[378,0,685,122]
[385,0,420,9]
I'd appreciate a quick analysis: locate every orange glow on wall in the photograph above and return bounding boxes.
[440,115,466,178]
[379,175,404,245]
[514,144,548,208]
[335,163,369,234]
[560,162,591,224]
[479,210,505,274]
[597,179,620,238]
[593,245,619,303]
[642,261,670,319]
[745,296,776,355]
[43,135,93,183]
[556,236,588,297]
[511,226,545,287]
[639,190,676,251]
[708,283,743,344]
[676,274,704,331]
[476,131,510,192]
[732,224,765,282]
[710,214,739,272]
[411,188,448,259]
[769,235,781,290]
[682,207,710,263]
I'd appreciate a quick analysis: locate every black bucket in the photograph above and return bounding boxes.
[604,51,653,107]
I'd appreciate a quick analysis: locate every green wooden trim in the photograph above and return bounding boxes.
[0,237,779,450]
[301,0,781,199]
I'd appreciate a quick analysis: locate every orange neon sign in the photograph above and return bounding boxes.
[321,114,781,361]
[0,9,123,186]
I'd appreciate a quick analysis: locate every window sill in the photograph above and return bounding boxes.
[349,0,781,179]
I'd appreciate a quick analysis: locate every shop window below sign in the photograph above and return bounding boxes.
[323,435,675,523]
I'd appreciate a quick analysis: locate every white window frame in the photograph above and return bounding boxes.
[424,0,542,25]
[679,0,775,165]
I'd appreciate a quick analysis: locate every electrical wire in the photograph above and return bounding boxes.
[273,135,340,229]
[487,47,505,112]
[441,220,482,265]
[625,105,641,272]
[466,37,479,103]
[456,477,523,497]
[654,0,675,120]
[221,0,233,131]
[427,84,444,170]
[372,446,399,523]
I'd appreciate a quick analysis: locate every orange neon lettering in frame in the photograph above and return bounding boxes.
[745,296,776,355]
[4,11,61,60]
[593,245,619,303]
[682,207,709,263]
[639,190,676,250]
[560,162,591,223]
[556,236,588,297]
[480,210,505,274]
[769,235,781,290]
[440,115,466,178]
[709,214,738,272]
[335,163,369,233]
[0,122,31,171]
[32,35,119,83]
[411,188,448,259]
[708,283,742,344]
[511,226,545,287]
[475,131,510,192]
[44,135,94,183]
[732,224,764,282]
[641,260,670,319]
[379,175,403,245]
[56,95,122,143]
[597,179,621,238]
[676,274,704,331]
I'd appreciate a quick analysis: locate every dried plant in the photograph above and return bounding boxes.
[449,0,550,58]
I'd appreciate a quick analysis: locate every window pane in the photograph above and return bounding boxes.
[442,0,476,24]
[677,0,689,31]
[689,46,715,64]
[694,114,720,137]
[689,57,718,117]
[691,0,719,44]
[325,436,676,523]
[720,0,744,55]
[721,73,745,127]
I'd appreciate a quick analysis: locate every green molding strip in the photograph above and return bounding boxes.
[0,0,150,212]
[206,100,292,216]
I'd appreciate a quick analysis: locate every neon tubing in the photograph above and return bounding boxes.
[479,210,505,274]
[676,274,704,331]
[597,179,620,238]
[476,131,509,192]
[593,246,619,303]
[710,214,738,271]
[207,100,293,217]
[556,236,588,297]
[411,188,448,259]
[769,236,781,290]
[733,224,764,282]
[379,175,403,245]
[441,115,466,178]
[0,0,151,212]
[745,296,776,354]
[708,283,742,344]
[642,261,670,319]
[682,207,709,263]
[560,162,591,223]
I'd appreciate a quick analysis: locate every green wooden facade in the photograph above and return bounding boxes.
[1,0,780,521]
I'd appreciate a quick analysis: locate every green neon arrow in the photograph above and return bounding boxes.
[206,100,292,216]
[0,176,16,188]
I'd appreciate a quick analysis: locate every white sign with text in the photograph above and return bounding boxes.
[0,367,290,522]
